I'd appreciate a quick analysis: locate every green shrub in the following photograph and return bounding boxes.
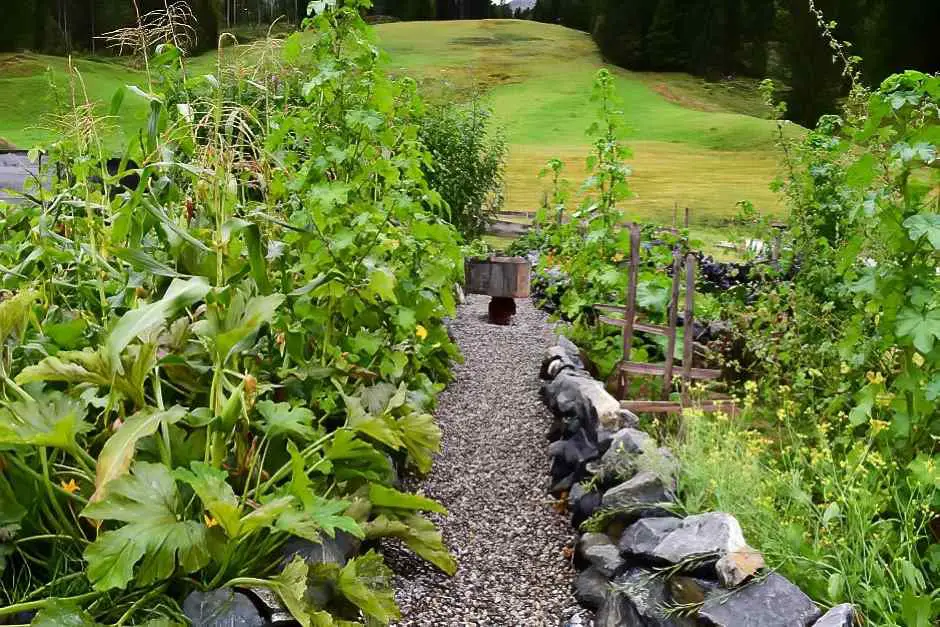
[419,101,506,240]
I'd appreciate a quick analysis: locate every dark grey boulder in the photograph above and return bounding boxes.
[245,587,294,624]
[699,573,821,626]
[281,531,361,568]
[602,471,674,510]
[550,471,576,497]
[594,568,696,627]
[557,335,587,370]
[574,566,611,610]
[571,488,602,529]
[183,589,266,627]
[813,604,855,627]
[618,516,682,559]
[541,369,619,434]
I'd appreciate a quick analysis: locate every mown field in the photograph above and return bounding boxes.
[376,19,794,233]
[0,19,792,237]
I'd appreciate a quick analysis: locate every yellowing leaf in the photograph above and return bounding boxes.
[91,406,187,502]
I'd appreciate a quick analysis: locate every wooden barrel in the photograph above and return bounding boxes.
[464,256,531,298]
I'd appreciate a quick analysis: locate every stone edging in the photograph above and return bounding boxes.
[540,337,856,627]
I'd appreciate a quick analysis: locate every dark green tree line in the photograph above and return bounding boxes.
[530,0,939,126]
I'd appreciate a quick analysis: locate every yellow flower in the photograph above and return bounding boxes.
[415,325,428,341]
[60,479,80,494]
[912,352,925,367]
[204,514,219,528]
[870,419,889,434]
[840,362,850,374]
[866,371,885,385]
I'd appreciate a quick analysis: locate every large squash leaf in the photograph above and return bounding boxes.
[0,393,89,451]
[256,400,318,441]
[91,406,187,502]
[364,514,456,575]
[368,484,445,514]
[0,289,36,345]
[397,412,441,474]
[82,462,210,590]
[336,550,399,623]
[192,291,284,365]
[173,462,242,537]
[343,394,403,450]
[325,430,392,483]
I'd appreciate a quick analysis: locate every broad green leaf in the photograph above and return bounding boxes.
[106,277,210,370]
[173,462,241,537]
[901,588,933,627]
[256,400,318,441]
[194,292,284,365]
[82,462,210,590]
[336,550,399,623]
[325,430,392,483]
[91,406,187,502]
[0,393,89,451]
[275,496,364,541]
[344,394,403,450]
[364,513,456,575]
[397,412,441,474]
[903,213,940,249]
[269,556,313,627]
[896,307,940,353]
[29,600,102,627]
[43,318,88,349]
[368,484,446,514]
[367,268,397,303]
[238,496,296,537]
[15,348,112,388]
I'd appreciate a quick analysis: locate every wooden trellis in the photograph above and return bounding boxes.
[596,222,733,415]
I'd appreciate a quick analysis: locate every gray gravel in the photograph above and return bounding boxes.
[387,294,578,626]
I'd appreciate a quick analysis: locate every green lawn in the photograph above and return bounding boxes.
[376,19,795,230]
[1,19,793,237]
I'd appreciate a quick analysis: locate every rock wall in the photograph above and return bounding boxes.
[540,338,856,627]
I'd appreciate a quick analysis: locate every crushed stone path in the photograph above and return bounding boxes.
[387,294,577,626]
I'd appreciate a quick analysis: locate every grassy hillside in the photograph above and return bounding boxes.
[377,19,790,228]
[0,20,790,234]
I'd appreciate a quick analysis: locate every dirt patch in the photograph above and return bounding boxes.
[651,82,717,112]
[0,54,47,78]
[0,138,16,150]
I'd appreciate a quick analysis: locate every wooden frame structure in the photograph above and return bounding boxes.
[596,223,734,415]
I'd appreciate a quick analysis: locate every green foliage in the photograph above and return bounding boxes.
[0,2,462,624]
[419,101,507,240]
[511,69,687,384]
[703,69,940,624]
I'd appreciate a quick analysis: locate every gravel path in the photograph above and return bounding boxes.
[388,295,577,626]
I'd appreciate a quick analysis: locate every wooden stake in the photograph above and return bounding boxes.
[662,249,682,400]
[619,223,641,398]
[681,254,696,406]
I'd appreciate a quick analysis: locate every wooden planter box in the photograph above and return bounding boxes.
[464,256,531,298]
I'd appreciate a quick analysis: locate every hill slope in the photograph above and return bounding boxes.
[376,19,789,228]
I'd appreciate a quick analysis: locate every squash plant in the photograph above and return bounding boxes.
[0,1,461,624]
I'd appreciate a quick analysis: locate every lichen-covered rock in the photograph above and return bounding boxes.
[601,471,674,510]
[182,589,265,627]
[648,512,750,567]
[618,516,682,559]
[716,547,767,587]
[813,604,855,627]
[557,335,587,370]
[541,369,620,433]
[584,541,626,577]
[573,567,610,610]
[541,346,579,380]
[699,573,821,626]
[576,532,615,564]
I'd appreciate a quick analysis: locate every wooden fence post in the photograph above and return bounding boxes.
[681,253,696,406]
[619,223,641,398]
[662,249,682,400]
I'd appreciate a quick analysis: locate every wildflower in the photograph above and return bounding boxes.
[204,514,219,528]
[840,362,850,374]
[870,419,889,434]
[60,479,80,494]
[912,352,925,367]
[866,371,885,385]
[744,380,758,392]
[415,324,428,341]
